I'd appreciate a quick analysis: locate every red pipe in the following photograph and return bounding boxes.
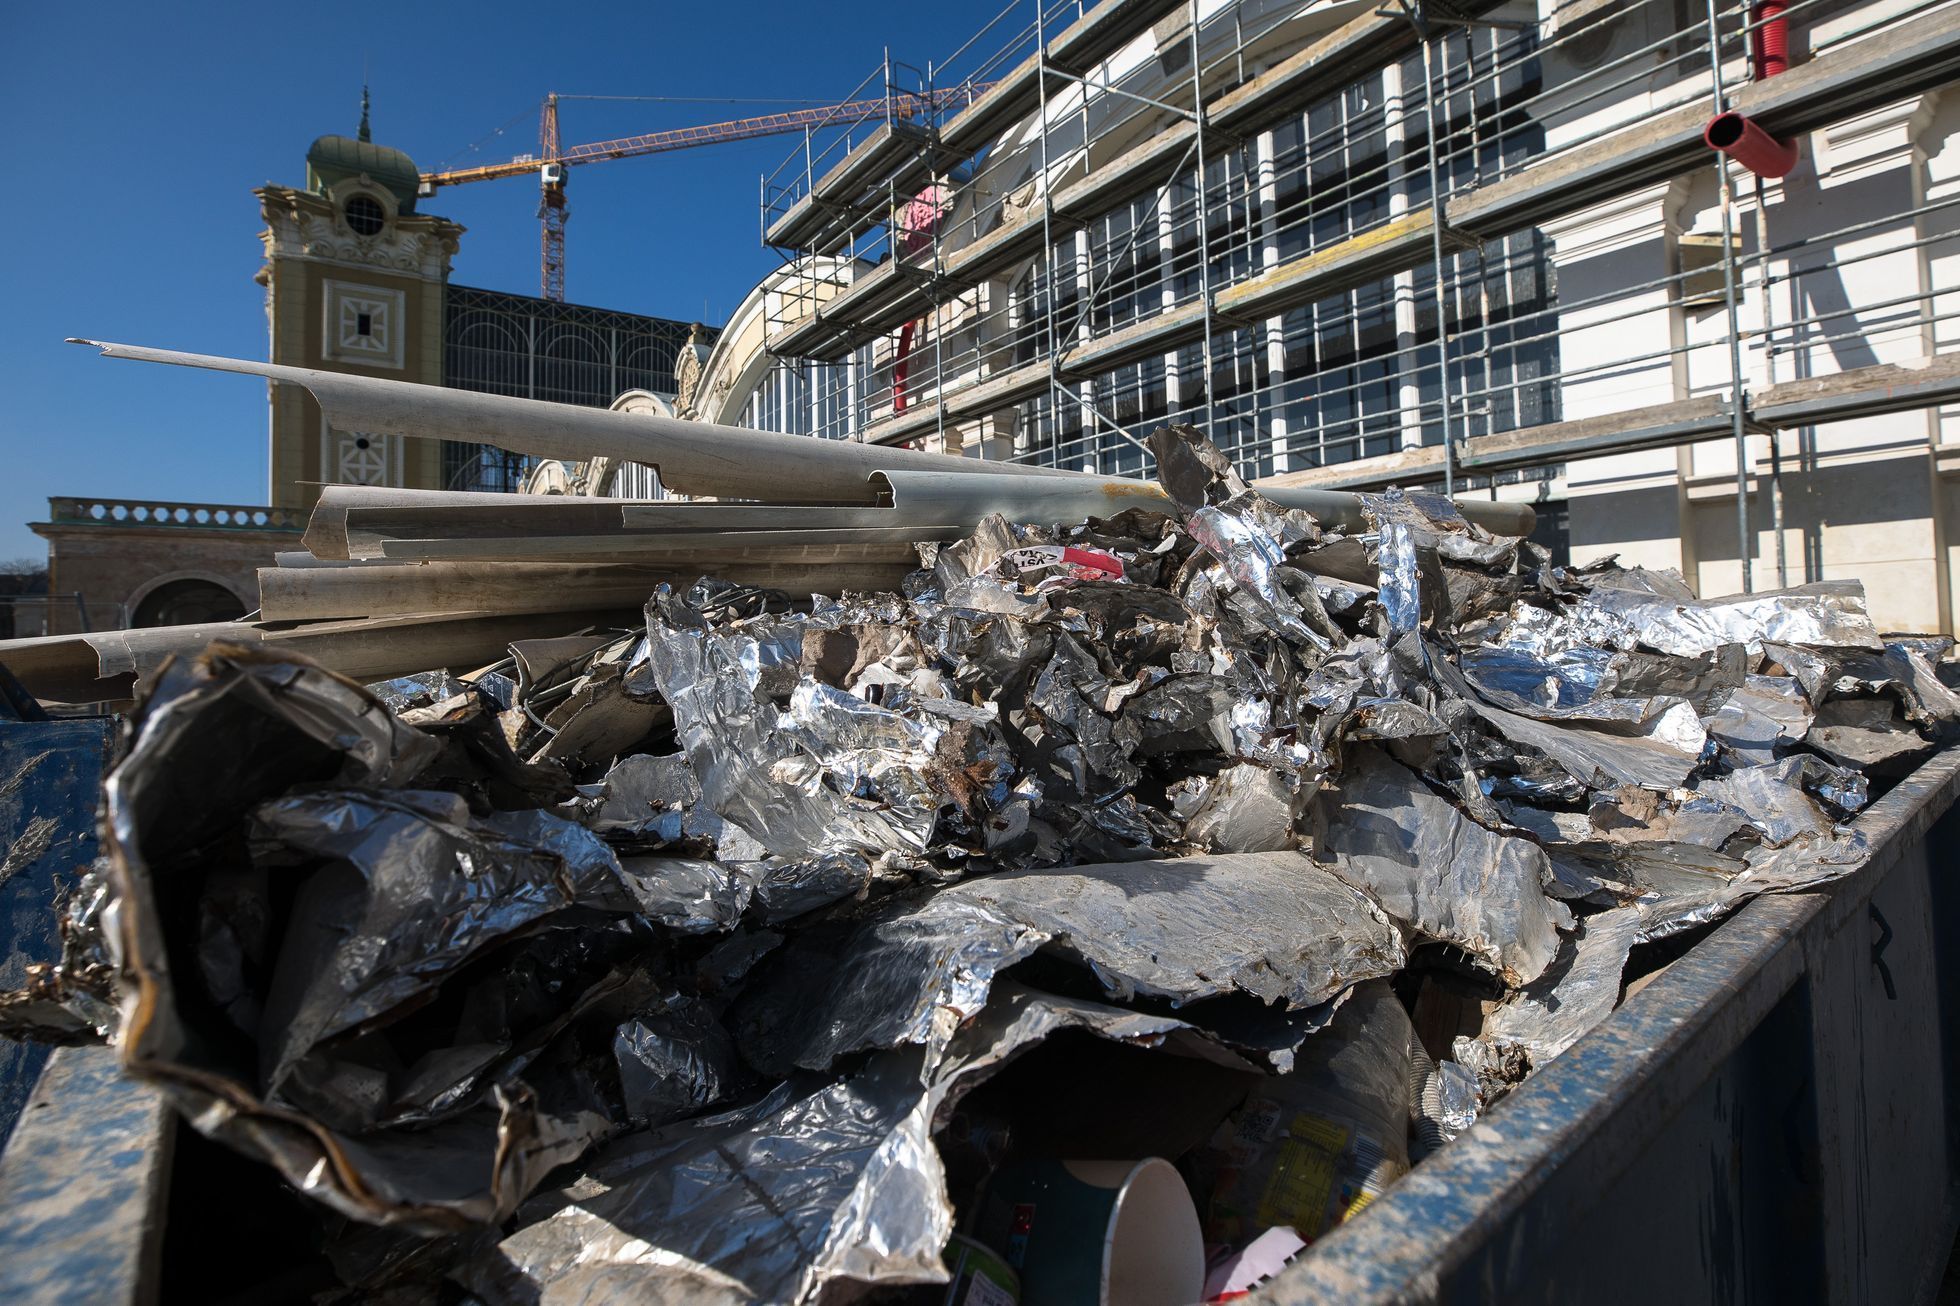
[893,319,917,413]
[1704,110,1799,178]
[1705,2,1796,178]
[889,183,949,416]
[1752,0,1788,79]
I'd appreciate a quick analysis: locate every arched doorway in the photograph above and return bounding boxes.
[130,578,246,628]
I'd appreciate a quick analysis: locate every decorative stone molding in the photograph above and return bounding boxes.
[321,279,406,369]
[1821,94,1935,186]
[257,184,463,283]
[1540,180,1684,264]
[46,497,305,531]
[672,327,713,418]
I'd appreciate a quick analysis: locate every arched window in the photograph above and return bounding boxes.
[132,579,245,628]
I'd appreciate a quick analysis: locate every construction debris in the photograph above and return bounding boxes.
[2,420,1953,1304]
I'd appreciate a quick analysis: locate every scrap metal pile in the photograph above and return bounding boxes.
[7,418,1957,1304]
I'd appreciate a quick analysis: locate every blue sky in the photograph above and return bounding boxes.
[0,0,986,561]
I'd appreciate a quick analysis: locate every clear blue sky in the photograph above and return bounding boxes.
[0,0,985,562]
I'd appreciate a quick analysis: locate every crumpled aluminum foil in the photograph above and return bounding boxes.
[1187,503,1330,649]
[615,855,756,934]
[1574,577,1884,656]
[734,893,1049,1076]
[1704,674,1814,765]
[1181,762,1297,852]
[1697,758,1841,847]
[1454,906,1643,1096]
[613,997,738,1127]
[50,417,1954,1295]
[465,1049,947,1306]
[248,787,641,1098]
[1317,748,1570,984]
[944,851,1405,1008]
[103,649,632,1231]
[465,982,1248,1305]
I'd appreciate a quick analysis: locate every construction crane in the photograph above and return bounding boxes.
[419,86,991,302]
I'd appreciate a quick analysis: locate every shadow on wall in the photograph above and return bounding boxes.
[1569,483,1681,552]
[1684,446,1930,563]
[1770,160,1918,380]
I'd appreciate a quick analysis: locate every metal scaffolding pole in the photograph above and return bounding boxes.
[1192,0,1219,443]
[1754,174,1786,588]
[1417,11,1457,497]
[1707,0,1754,593]
[1035,2,1064,456]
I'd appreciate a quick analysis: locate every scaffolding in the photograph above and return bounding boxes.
[752,0,1960,590]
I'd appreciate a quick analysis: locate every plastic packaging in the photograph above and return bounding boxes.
[1193,981,1414,1246]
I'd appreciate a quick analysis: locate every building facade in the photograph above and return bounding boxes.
[257,127,461,507]
[693,0,1960,633]
[255,115,706,506]
[30,108,711,633]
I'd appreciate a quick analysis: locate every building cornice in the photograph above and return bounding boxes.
[256,183,464,282]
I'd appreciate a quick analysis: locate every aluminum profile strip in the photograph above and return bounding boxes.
[869,466,1534,535]
[257,557,920,620]
[73,340,1088,504]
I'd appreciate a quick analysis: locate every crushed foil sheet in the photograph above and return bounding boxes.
[7,422,1954,1301]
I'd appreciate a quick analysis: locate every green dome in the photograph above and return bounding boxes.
[306,134,420,210]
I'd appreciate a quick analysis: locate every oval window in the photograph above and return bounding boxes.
[345,194,385,237]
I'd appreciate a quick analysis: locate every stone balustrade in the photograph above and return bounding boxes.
[47,497,304,532]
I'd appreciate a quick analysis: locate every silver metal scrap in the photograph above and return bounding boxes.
[1574,578,1884,656]
[1187,504,1329,649]
[467,984,1247,1306]
[1704,675,1814,765]
[944,850,1405,1008]
[1317,747,1570,984]
[734,893,1050,1076]
[1453,906,1643,1095]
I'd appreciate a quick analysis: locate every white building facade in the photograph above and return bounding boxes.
[682,0,1960,633]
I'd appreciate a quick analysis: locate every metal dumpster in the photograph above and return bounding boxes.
[1268,745,1960,1306]
[0,702,114,1145]
[3,746,1958,1304]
